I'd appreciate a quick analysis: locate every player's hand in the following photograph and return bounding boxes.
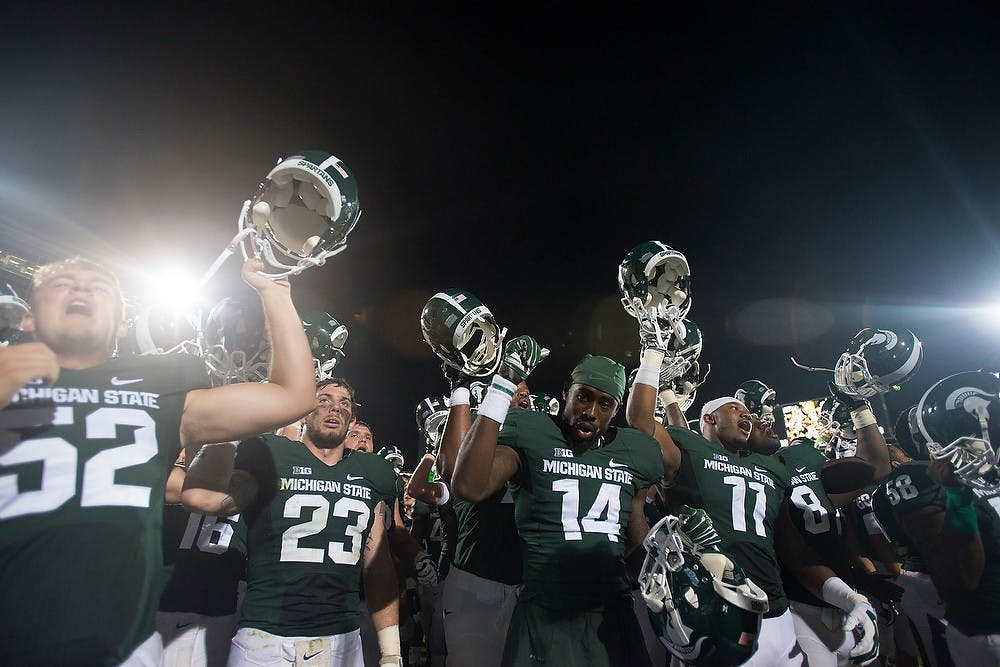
[0,342,60,409]
[927,458,964,488]
[441,362,474,392]
[844,594,879,665]
[242,257,290,295]
[499,335,549,385]
[677,505,722,551]
[414,551,438,586]
[828,381,870,412]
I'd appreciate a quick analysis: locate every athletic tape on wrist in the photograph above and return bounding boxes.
[659,389,678,407]
[821,576,858,611]
[478,374,515,425]
[436,481,450,505]
[448,386,470,407]
[851,407,877,430]
[376,624,401,664]
[635,348,664,388]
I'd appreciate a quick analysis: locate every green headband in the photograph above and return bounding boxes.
[570,354,626,403]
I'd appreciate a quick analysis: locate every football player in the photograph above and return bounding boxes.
[0,256,315,665]
[345,421,374,453]
[435,358,534,667]
[181,379,404,667]
[890,372,1000,664]
[454,351,663,667]
[628,346,878,666]
[158,452,248,667]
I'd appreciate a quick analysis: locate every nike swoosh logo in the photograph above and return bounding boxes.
[110,376,143,386]
[796,466,807,473]
[346,474,364,481]
[607,459,629,468]
[175,623,192,629]
[303,651,323,661]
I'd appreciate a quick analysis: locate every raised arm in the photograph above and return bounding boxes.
[626,348,681,481]
[180,441,259,516]
[406,453,448,506]
[452,376,520,503]
[180,258,314,456]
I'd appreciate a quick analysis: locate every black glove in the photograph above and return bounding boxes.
[828,381,870,412]
[441,362,474,392]
[853,570,904,623]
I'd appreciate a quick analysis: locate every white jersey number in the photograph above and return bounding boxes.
[790,485,831,535]
[180,512,241,554]
[552,479,622,542]
[885,475,918,506]
[724,475,768,537]
[280,494,371,565]
[0,407,158,519]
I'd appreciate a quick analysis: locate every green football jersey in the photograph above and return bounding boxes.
[0,353,210,665]
[776,441,852,608]
[412,494,457,580]
[871,461,938,573]
[235,435,402,636]
[499,409,663,611]
[452,488,522,585]
[949,486,1000,635]
[664,426,791,617]
[159,505,247,616]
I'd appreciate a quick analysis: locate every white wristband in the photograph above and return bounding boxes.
[448,386,470,407]
[821,576,859,611]
[851,407,877,430]
[435,481,450,505]
[376,624,401,665]
[658,389,678,407]
[635,348,664,388]
[478,375,516,425]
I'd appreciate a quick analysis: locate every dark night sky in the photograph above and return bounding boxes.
[2,4,999,464]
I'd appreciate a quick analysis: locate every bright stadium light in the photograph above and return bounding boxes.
[138,262,203,313]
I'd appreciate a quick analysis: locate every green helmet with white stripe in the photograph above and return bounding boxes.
[416,395,450,452]
[619,241,692,346]
[243,150,361,276]
[420,288,507,377]
[833,328,923,398]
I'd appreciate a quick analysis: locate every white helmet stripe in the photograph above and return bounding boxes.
[881,339,922,386]
[435,291,470,316]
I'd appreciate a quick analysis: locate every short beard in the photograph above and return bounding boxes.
[305,423,347,450]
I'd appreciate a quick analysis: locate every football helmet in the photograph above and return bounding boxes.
[668,360,711,414]
[128,304,200,356]
[619,241,692,348]
[378,445,405,474]
[416,396,450,453]
[817,396,857,458]
[893,406,928,460]
[659,319,704,383]
[203,297,270,384]
[735,380,777,427]
[640,514,768,666]
[0,284,28,346]
[917,371,1000,491]
[302,312,348,381]
[420,288,507,377]
[530,393,560,415]
[833,328,923,399]
[236,150,361,278]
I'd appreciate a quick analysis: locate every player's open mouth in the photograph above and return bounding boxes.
[66,300,92,316]
[324,418,341,428]
[517,398,531,409]
[737,416,752,439]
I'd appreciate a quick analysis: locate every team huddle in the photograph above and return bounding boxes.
[0,152,997,667]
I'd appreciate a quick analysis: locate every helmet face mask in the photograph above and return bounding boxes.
[817,396,857,458]
[833,328,923,399]
[619,241,692,348]
[917,371,1000,491]
[240,151,361,278]
[203,298,270,385]
[421,289,507,377]
[530,393,560,415]
[0,285,28,346]
[639,515,768,666]
[735,380,777,427]
[301,312,348,381]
